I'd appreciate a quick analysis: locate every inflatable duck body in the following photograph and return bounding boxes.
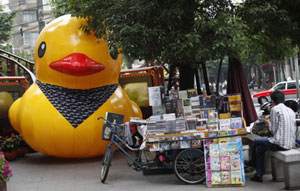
[9,15,142,158]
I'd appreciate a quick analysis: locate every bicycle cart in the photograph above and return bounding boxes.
[98,116,206,184]
[98,115,248,185]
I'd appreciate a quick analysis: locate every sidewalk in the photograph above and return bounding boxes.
[7,152,292,191]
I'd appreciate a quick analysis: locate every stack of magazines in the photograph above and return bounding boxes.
[176,118,187,132]
[146,121,157,134]
[156,120,167,133]
[166,119,176,133]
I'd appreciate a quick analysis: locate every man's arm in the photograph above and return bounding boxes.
[269,108,278,134]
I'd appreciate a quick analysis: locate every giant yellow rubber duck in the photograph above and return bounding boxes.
[9,15,142,158]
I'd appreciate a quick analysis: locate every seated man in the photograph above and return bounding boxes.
[249,90,296,182]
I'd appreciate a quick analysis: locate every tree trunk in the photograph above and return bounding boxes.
[178,64,195,90]
[281,60,286,81]
[216,59,223,96]
[195,69,202,95]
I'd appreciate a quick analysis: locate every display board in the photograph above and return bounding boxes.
[204,134,245,188]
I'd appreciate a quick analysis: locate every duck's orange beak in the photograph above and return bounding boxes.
[50,53,105,76]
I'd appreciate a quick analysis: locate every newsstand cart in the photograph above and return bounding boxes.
[98,116,247,185]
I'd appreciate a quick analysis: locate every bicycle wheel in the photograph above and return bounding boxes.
[101,145,113,183]
[174,148,206,184]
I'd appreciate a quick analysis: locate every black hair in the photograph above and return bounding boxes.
[270,90,285,104]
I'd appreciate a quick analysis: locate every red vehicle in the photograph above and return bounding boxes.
[252,81,300,101]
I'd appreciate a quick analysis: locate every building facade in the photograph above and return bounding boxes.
[8,0,54,55]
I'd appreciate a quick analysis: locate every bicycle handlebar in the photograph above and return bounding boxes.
[97,116,124,128]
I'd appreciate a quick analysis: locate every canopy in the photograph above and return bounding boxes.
[227,57,258,126]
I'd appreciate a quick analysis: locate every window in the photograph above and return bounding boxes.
[273,83,286,90]
[23,11,36,22]
[43,0,51,11]
[23,32,39,46]
[287,82,296,89]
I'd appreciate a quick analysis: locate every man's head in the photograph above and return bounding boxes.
[270,90,285,105]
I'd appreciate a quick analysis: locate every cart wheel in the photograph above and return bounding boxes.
[174,148,205,184]
[101,145,113,183]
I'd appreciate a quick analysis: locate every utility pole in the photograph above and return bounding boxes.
[295,53,299,99]
[37,0,45,33]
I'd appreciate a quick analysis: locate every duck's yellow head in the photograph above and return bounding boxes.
[34,15,122,89]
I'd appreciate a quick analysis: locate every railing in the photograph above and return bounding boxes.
[0,49,36,86]
[120,66,164,86]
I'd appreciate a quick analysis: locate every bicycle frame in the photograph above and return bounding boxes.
[108,132,144,169]
[99,117,163,170]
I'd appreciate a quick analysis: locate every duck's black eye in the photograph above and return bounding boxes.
[38,41,46,58]
[109,48,118,60]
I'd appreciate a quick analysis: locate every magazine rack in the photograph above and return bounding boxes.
[145,127,247,188]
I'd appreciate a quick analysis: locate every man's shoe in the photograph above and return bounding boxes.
[250,174,263,182]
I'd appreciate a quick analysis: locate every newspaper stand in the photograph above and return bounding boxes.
[98,110,247,188]
[145,126,247,186]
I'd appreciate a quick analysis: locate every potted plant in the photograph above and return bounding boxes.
[0,149,12,191]
[0,136,18,161]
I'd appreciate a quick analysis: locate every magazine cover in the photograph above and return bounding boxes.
[183,98,193,116]
[170,136,181,150]
[209,144,220,157]
[183,98,191,107]
[196,118,207,130]
[219,119,231,130]
[186,118,197,130]
[220,156,231,171]
[211,171,222,184]
[202,109,216,118]
[230,156,241,170]
[207,123,218,130]
[187,89,197,98]
[227,129,238,136]
[221,171,231,184]
[218,130,228,137]
[200,96,216,109]
[231,170,242,184]
[165,97,177,114]
[160,142,170,150]
[230,117,243,129]
[178,90,188,99]
[191,134,203,148]
[190,95,200,110]
[199,110,205,119]
[218,137,229,144]
[210,157,220,171]
[219,144,230,156]
[180,135,191,149]
[208,111,219,123]
[148,86,163,106]
[228,142,241,156]
[102,112,125,140]
[207,131,218,138]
